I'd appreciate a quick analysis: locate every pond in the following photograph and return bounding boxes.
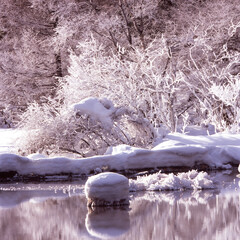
[0,170,240,240]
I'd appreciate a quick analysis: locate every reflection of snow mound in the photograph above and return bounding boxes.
[86,208,130,239]
[129,170,215,191]
[85,172,129,207]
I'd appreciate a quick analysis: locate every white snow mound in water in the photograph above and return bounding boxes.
[85,172,129,206]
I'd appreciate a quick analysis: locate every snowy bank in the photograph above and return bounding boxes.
[1,131,240,176]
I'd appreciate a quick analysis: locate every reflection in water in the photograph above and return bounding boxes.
[123,191,240,240]
[0,195,89,240]
[0,172,239,239]
[86,207,130,239]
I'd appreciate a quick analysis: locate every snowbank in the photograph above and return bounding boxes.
[1,131,240,176]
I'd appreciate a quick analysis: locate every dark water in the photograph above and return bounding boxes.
[0,171,240,240]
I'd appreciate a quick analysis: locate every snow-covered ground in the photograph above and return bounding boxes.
[0,128,240,176]
[0,128,22,153]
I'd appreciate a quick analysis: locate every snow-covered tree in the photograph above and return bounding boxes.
[0,0,61,123]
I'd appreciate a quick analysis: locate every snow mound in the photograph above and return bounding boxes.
[105,144,140,155]
[72,97,115,128]
[129,170,215,191]
[27,153,47,160]
[85,172,129,207]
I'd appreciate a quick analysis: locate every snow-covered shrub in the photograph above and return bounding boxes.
[208,77,240,132]
[0,1,66,121]
[17,97,154,156]
[57,0,240,133]
[157,0,240,132]
[0,103,20,128]
[59,36,188,132]
[0,106,12,128]
[178,38,240,132]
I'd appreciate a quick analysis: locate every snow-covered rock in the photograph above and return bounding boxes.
[85,172,129,207]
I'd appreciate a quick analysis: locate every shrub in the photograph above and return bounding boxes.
[17,98,155,157]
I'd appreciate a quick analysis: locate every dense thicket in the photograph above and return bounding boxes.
[0,0,239,156]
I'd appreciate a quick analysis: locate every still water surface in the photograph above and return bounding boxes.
[0,171,240,240]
